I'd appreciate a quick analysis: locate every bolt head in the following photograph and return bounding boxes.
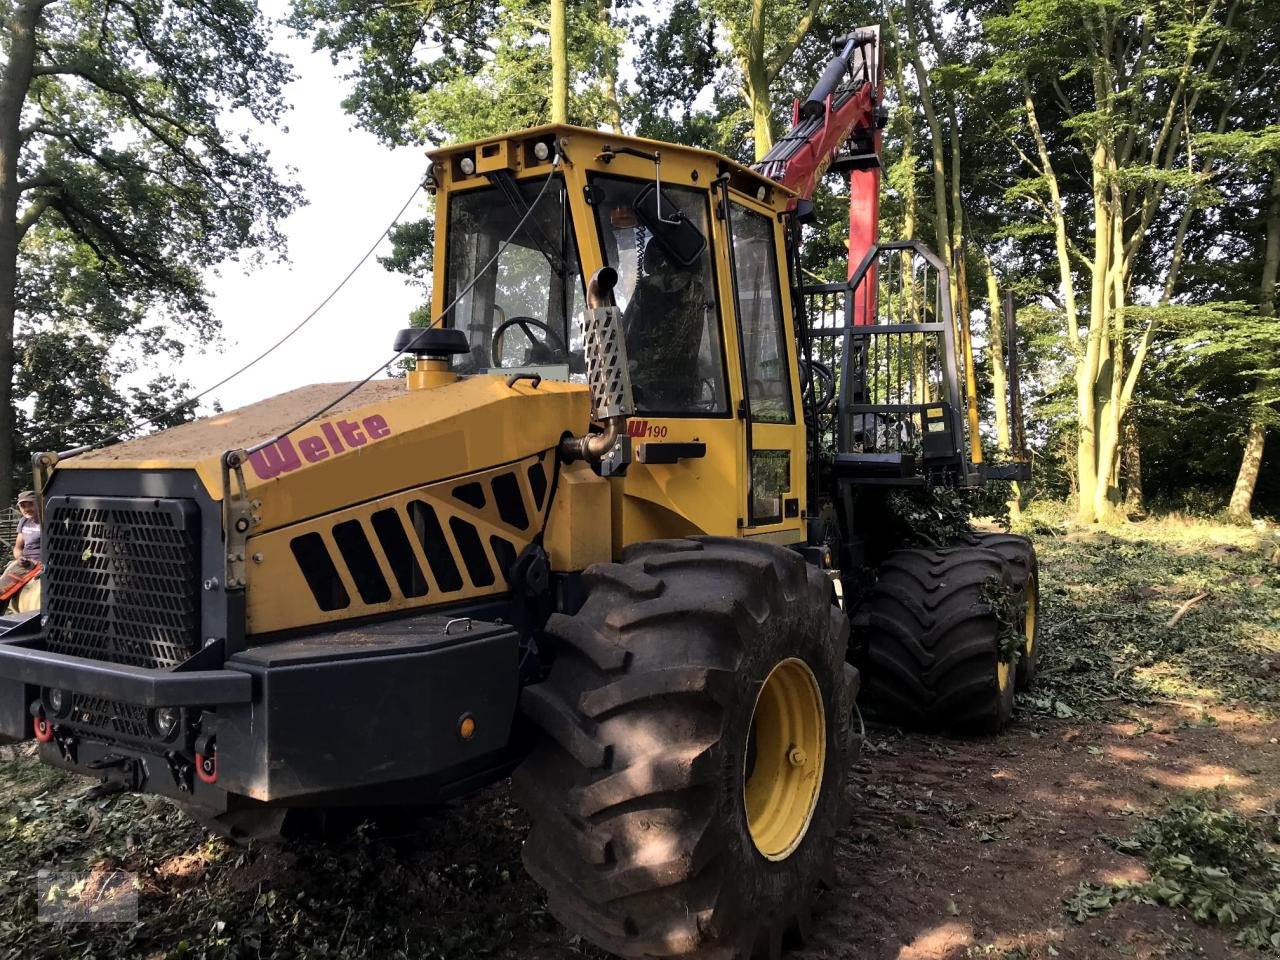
[788,746,807,767]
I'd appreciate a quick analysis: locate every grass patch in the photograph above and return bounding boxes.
[1066,789,1280,950]
[1021,518,1280,720]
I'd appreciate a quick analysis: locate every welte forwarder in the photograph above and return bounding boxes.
[0,27,1038,959]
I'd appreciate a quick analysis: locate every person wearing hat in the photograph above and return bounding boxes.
[5,490,42,613]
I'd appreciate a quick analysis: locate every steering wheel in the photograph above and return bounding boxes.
[491,316,567,368]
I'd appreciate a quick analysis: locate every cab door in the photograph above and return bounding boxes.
[720,190,808,545]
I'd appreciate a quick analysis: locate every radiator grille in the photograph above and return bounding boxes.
[45,497,201,669]
[67,695,151,743]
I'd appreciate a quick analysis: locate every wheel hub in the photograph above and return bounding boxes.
[743,657,826,861]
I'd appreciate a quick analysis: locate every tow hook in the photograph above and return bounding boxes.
[32,710,53,743]
[195,733,217,785]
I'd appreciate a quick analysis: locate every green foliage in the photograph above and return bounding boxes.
[1022,522,1280,721]
[2,0,302,482]
[1066,789,1280,950]
[291,0,624,146]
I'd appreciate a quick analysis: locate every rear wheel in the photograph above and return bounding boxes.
[513,537,853,959]
[968,533,1040,690]
[857,546,1017,735]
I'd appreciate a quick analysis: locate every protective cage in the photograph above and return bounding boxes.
[43,495,202,670]
[801,240,972,484]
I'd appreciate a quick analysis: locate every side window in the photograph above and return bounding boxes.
[730,204,794,424]
[591,176,728,416]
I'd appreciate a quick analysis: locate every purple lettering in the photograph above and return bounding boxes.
[299,436,329,463]
[337,419,367,447]
[320,422,343,454]
[364,414,391,440]
[247,438,301,480]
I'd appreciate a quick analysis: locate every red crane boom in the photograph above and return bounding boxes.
[753,26,885,324]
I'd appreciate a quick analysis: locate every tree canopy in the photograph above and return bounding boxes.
[0,0,302,499]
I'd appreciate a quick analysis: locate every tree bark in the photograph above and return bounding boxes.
[0,1,45,506]
[596,0,622,133]
[1228,169,1280,521]
[1227,421,1266,522]
[550,0,568,123]
[1121,418,1143,514]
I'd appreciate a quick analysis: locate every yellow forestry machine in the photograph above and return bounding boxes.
[0,27,1036,960]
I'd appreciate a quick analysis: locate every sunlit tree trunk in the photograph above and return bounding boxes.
[550,0,568,123]
[1228,172,1279,521]
[596,0,622,133]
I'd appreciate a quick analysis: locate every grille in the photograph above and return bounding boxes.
[45,497,202,669]
[67,695,151,742]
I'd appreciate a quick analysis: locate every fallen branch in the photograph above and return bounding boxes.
[1165,592,1210,629]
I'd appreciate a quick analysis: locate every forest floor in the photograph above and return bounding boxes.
[0,515,1278,960]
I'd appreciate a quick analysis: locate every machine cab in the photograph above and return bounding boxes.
[426,126,808,550]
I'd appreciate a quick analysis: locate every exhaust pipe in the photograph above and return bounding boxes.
[560,268,634,472]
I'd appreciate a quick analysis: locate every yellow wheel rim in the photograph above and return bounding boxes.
[998,659,1012,691]
[743,657,826,862]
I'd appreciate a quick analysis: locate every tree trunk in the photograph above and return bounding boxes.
[1228,169,1280,522]
[1227,421,1266,523]
[746,60,773,160]
[1121,418,1143,514]
[596,0,622,133]
[550,0,568,123]
[0,2,43,507]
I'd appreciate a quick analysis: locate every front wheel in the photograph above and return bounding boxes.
[513,537,853,959]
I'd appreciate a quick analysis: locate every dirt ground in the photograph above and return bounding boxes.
[817,701,1280,960]
[1,516,1278,960]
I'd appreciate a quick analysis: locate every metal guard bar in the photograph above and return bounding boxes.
[0,635,252,707]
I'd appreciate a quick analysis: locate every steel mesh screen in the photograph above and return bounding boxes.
[67,694,151,742]
[45,497,201,669]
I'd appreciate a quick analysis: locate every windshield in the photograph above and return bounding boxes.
[443,174,584,377]
[590,175,728,416]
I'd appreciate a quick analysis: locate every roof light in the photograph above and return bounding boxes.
[460,156,476,176]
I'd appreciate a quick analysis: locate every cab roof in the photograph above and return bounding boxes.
[425,123,794,202]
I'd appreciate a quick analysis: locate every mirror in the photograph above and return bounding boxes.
[632,182,707,269]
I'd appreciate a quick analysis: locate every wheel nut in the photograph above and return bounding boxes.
[788,746,807,767]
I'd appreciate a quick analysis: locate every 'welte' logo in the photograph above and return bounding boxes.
[248,414,392,481]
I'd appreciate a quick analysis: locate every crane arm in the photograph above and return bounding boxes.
[753,27,884,204]
[753,26,885,314]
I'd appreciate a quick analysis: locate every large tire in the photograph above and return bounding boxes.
[968,533,1040,690]
[513,537,853,960]
[857,546,1017,735]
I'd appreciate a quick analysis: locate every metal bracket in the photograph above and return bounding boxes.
[220,449,259,592]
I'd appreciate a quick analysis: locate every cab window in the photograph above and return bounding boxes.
[730,203,793,424]
[590,175,728,416]
[443,174,584,377]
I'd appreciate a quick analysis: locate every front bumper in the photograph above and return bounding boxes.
[0,614,520,806]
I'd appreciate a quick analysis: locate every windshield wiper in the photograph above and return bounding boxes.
[488,170,565,274]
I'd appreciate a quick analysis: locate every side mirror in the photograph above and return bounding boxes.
[632,183,706,269]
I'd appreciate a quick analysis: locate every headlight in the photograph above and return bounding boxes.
[152,707,180,740]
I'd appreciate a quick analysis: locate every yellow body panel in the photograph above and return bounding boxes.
[245,452,553,634]
[543,461,613,572]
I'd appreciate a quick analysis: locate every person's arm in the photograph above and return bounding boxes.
[12,532,23,562]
